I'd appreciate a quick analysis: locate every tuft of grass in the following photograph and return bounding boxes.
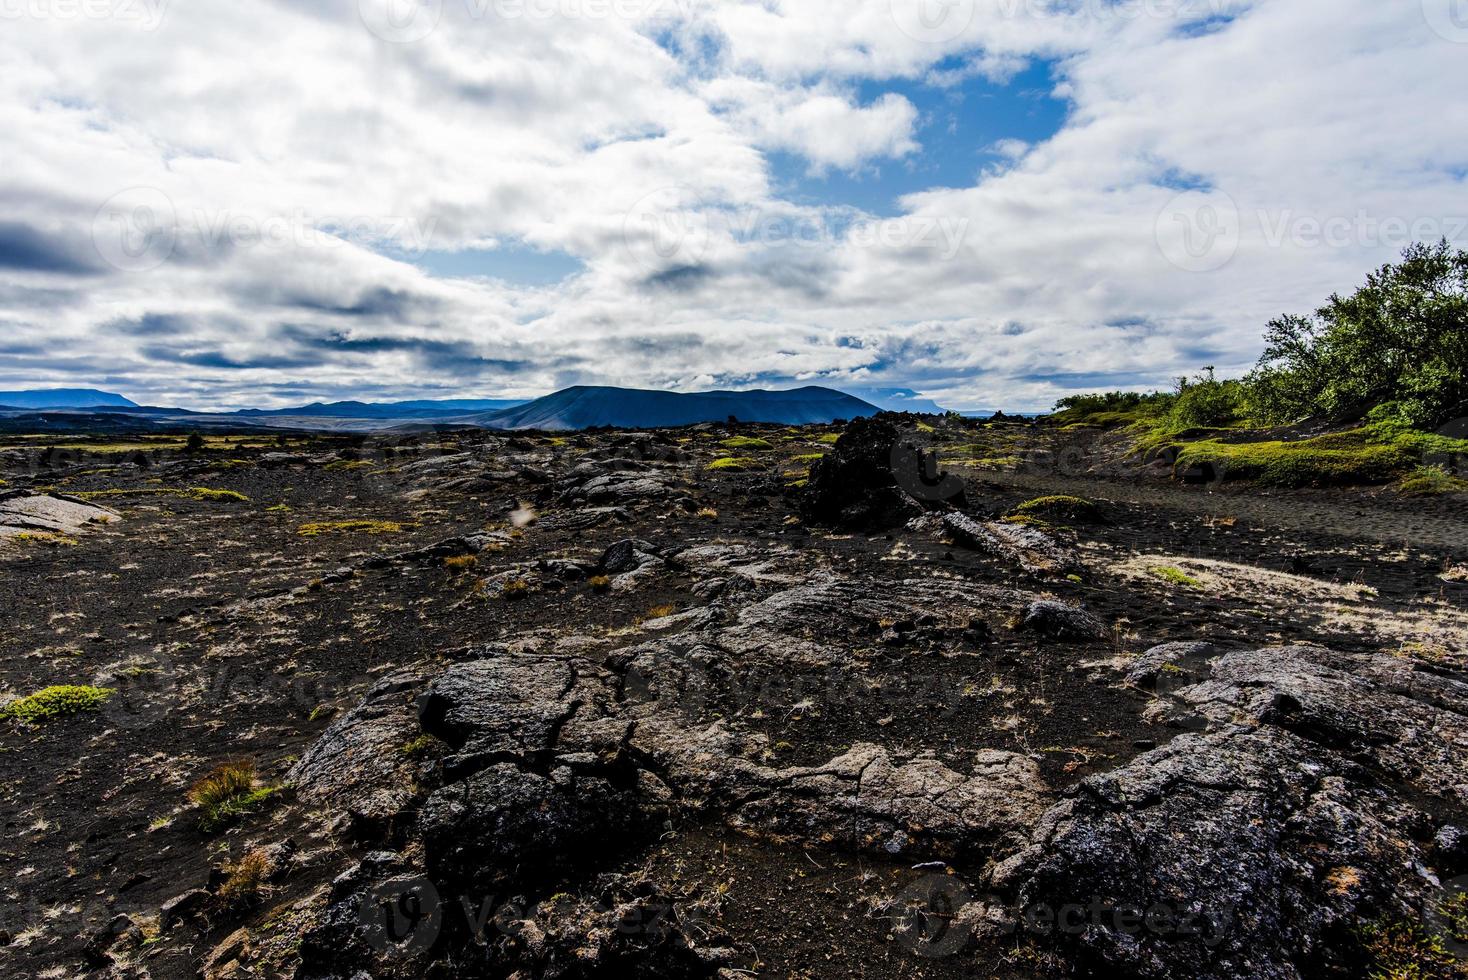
[1150,565,1204,589]
[188,761,278,832]
[1398,465,1468,497]
[791,453,826,463]
[708,456,759,471]
[266,503,291,513]
[696,507,719,519]
[443,554,478,574]
[1013,495,1101,523]
[816,433,841,444]
[642,603,677,621]
[0,685,114,724]
[588,574,611,593]
[296,520,405,537]
[720,436,774,451]
[217,850,272,910]
[323,459,375,471]
[501,579,530,601]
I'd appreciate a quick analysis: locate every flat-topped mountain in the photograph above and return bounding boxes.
[0,388,138,409]
[466,385,879,431]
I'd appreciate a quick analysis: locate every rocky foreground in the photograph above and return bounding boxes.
[0,417,1465,979]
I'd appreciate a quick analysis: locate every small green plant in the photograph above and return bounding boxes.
[720,436,774,451]
[708,456,759,471]
[297,520,405,537]
[791,453,826,463]
[266,503,291,513]
[816,433,841,444]
[1150,566,1204,589]
[188,761,278,832]
[1398,465,1468,497]
[0,685,114,724]
[399,734,442,758]
[501,579,530,600]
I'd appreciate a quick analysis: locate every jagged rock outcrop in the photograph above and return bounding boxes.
[800,416,960,530]
[990,643,1468,980]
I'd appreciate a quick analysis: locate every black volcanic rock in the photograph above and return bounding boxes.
[800,416,963,530]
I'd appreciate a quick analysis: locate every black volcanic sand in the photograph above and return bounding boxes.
[0,420,1463,979]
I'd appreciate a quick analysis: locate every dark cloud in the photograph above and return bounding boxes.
[0,222,105,276]
[640,264,716,292]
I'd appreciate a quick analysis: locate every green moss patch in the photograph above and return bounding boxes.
[720,436,774,451]
[1149,566,1204,589]
[1,685,114,724]
[1012,495,1102,523]
[296,520,406,537]
[1172,431,1418,488]
[708,456,760,471]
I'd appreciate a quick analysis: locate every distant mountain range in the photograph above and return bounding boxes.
[463,385,878,430]
[0,388,139,409]
[0,385,890,431]
[236,398,528,419]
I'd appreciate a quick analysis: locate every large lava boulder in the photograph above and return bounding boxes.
[799,417,962,530]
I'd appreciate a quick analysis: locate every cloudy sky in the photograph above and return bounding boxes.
[2,0,1466,411]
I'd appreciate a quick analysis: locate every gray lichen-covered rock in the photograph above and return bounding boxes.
[287,670,429,840]
[941,513,1080,578]
[992,642,1468,980]
[0,491,119,540]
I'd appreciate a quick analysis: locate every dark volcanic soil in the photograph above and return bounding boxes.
[0,419,1464,979]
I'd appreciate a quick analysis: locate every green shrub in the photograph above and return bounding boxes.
[1166,369,1250,429]
[1398,465,1468,496]
[1249,240,1468,429]
[1150,566,1203,589]
[0,685,114,724]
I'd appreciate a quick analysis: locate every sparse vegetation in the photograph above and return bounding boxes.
[0,685,114,724]
[588,574,611,593]
[696,507,719,519]
[399,734,443,758]
[501,578,531,600]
